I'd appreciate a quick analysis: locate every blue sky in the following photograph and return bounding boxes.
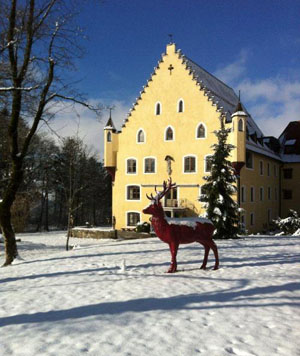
[50,0,300,158]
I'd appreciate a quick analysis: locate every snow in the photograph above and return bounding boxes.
[1,231,300,356]
[166,217,213,229]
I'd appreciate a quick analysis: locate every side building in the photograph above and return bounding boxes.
[104,43,300,233]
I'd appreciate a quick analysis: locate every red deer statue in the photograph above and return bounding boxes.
[143,178,219,273]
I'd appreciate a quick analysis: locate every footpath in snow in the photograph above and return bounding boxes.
[0,232,299,356]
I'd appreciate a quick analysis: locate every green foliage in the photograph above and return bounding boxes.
[200,117,240,239]
[273,210,300,235]
[136,222,150,233]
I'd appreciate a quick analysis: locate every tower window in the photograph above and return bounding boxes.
[165,127,174,141]
[178,99,184,113]
[196,123,206,139]
[238,119,244,132]
[107,131,112,142]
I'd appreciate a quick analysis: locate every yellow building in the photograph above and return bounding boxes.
[104,43,300,234]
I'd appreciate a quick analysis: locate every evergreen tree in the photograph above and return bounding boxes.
[200,117,240,239]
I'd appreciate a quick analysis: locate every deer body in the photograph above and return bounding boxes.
[143,179,219,273]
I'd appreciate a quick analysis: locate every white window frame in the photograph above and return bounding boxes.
[143,156,157,174]
[204,154,213,173]
[196,122,207,139]
[125,184,141,202]
[177,98,184,113]
[136,128,146,144]
[164,125,175,142]
[183,154,197,174]
[126,157,138,175]
[155,101,161,116]
[126,211,141,228]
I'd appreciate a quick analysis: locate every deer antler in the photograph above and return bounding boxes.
[156,178,176,201]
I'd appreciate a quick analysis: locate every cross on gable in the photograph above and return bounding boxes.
[168,64,174,75]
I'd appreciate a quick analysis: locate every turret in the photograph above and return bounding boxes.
[230,97,248,175]
[104,115,118,180]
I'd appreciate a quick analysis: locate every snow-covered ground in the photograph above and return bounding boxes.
[1,232,299,356]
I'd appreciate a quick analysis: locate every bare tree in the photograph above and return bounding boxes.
[0,0,101,266]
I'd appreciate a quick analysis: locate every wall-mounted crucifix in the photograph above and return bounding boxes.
[168,64,174,75]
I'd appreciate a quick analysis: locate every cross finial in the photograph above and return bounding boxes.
[168,64,174,75]
[108,106,115,119]
[168,34,173,43]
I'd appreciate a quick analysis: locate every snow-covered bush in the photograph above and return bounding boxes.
[136,222,150,233]
[273,210,300,235]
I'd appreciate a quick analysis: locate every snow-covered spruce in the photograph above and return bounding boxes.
[200,117,240,239]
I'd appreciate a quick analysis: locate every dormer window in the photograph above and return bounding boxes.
[155,102,161,115]
[238,119,244,132]
[137,129,145,143]
[196,123,206,139]
[178,99,184,113]
[165,126,174,141]
[107,131,112,142]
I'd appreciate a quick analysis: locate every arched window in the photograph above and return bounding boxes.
[178,99,184,113]
[107,131,112,142]
[137,129,145,143]
[238,119,244,132]
[196,123,206,139]
[165,126,174,141]
[155,102,161,115]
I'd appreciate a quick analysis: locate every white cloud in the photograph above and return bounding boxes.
[214,49,249,84]
[214,51,300,137]
[39,99,130,160]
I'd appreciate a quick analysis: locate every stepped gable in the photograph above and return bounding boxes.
[121,43,266,146]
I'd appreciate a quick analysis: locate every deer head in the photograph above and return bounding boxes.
[143,178,176,216]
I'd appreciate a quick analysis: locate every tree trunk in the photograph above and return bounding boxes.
[0,206,18,266]
[0,159,23,266]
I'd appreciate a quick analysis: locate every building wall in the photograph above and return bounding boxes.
[111,44,230,229]
[281,162,300,217]
[240,152,281,233]
[104,43,299,234]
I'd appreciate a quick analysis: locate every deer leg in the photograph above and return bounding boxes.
[208,240,219,270]
[167,242,178,273]
[200,243,210,270]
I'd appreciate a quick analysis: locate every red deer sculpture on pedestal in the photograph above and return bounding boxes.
[143,178,219,273]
